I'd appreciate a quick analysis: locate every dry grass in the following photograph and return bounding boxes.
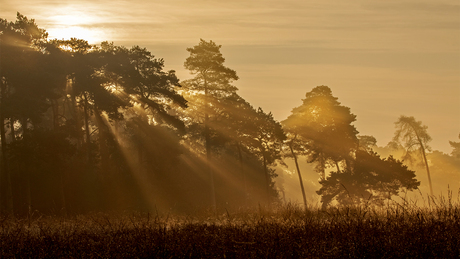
[1,195,459,258]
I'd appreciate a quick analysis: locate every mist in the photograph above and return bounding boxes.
[1,12,459,258]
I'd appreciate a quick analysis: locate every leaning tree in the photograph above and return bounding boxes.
[392,115,433,196]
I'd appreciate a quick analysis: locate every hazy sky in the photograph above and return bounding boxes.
[1,0,459,153]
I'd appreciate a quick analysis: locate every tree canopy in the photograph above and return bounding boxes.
[282,85,359,179]
[317,150,419,206]
[392,115,433,196]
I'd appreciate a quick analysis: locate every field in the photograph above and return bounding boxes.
[1,197,459,258]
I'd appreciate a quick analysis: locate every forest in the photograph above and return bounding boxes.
[1,13,459,217]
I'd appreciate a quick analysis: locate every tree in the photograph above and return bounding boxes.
[182,39,238,208]
[449,134,460,160]
[392,115,433,196]
[100,42,187,129]
[282,86,358,179]
[282,86,358,208]
[317,150,420,207]
[0,13,50,214]
[241,107,286,203]
[8,129,75,214]
[285,134,308,209]
[0,13,196,213]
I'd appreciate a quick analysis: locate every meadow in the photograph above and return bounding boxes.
[1,195,459,258]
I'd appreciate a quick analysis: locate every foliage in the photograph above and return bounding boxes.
[2,13,457,216]
[183,39,238,94]
[282,85,358,179]
[392,115,432,163]
[180,39,239,150]
[449,134,460,160]
[392,115,433,195]
[317,150,420,206]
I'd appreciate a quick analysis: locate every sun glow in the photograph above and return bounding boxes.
[48,26,104,44]
[46,8,108,44]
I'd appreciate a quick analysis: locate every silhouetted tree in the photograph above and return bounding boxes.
[238,107,286,203]
[100,42,187,129]
[358,135,377,152]
[0,13,50,214]
[282,86,358,209]
[182,39,238,208]
[220,94,284,204]
[424,150,460,196]
[449,134,460,160]
[317,150,420,207]
[392,115,433,196]
[8,129,75,214]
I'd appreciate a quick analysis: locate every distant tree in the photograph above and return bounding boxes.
[317,150,420,207]
[392,116,433,196]
[181,39,238,208]
[449,134,460,160]
[282,85,358,185]
[358,135,377,152]
[424,150,460,196]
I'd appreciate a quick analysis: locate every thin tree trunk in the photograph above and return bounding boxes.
[335,161,341,173]
[236,142,247,203]
[82,92,92,164]
[203,77,216,209]
[68,93,83,148]
[94,108,110,176]
[414,130,434,196]
[10,118,15,142]
[0,83,13,214]
[319,152,326,180]
[51,99,59,130]
[288,141,307,209]
[59,173,67,216]
[21,118,33,216]
[262,153,270,205]
[26,169,32,216]
[419,141,433,196]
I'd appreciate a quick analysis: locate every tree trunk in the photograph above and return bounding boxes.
[21,118,33,216]
[10,118,15,142]
[203,77,216,209]
[262,153,270,205]
[82,92,92,164]
[414,130,434,196]
[288,141,307,209]
[50,98,59,130]
[319,152,326,180]
[0,80,13,215]
[68,88,83,148]
[335,161,341,173]
[94,109,110,176]
[236,142,247,203]
[419,141,433,196]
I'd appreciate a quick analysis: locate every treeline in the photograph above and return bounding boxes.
[0,14,459,215]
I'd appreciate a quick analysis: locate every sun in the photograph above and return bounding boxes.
[45,9,108,44]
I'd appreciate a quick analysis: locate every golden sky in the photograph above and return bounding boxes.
[1,0,459,153]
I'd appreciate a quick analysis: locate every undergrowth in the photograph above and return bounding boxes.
[1,195,459,258]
